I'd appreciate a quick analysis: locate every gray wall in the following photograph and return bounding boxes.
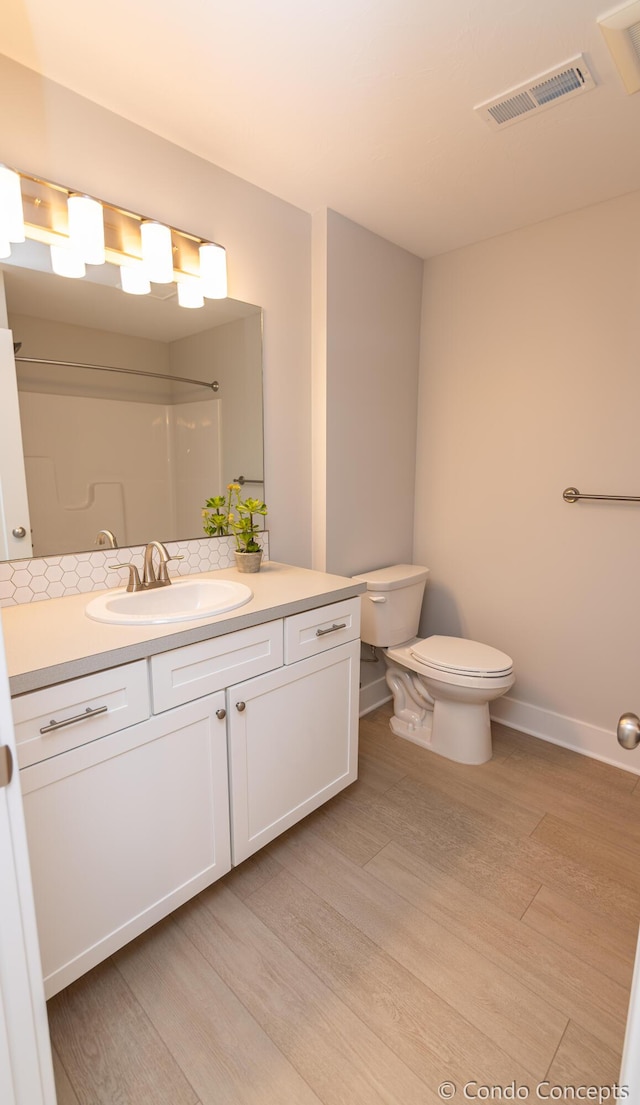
[321,210,423,577]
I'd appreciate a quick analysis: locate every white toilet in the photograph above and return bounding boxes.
[353,564,515,765]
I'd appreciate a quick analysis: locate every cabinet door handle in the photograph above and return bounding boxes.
[40,705,108,734]
[0,744,13,788]
[216,708,226,720]
[316,622,347,637]
[236,701,246,712]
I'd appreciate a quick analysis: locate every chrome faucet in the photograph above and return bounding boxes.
[107,541,183,592]
[96,529,118,548]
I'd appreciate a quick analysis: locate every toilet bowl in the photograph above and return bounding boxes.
[353,565,515,765]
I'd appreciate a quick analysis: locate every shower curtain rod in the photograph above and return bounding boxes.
[14,355,220,393]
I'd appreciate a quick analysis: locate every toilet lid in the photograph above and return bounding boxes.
[411,635,513,676]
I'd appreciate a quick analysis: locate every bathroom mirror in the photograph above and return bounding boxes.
[0,240,264,561]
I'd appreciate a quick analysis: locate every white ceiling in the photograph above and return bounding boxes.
[3,0,640,258]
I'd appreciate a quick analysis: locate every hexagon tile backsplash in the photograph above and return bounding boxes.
[0,533,270,608]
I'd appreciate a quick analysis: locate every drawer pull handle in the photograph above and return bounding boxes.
[316,622,347,637]
[40,705,108,734]
[236,701,246,712]
[216,708,227,720]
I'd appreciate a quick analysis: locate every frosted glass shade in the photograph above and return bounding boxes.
[120,264,151,295]
[50,244,86,279]
[177,277,204,309]
[68,194,105,265]
[199,243,227,298]
[0,166,25,243]
[141,221,174,283]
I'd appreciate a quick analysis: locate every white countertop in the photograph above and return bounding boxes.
[2,562,365,695]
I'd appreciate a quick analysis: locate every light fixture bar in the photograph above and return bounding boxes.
[5,166,228,300]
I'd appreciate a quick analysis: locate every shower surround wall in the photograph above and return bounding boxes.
[18,391,220,556]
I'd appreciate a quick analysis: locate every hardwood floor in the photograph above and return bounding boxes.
[48,705,638,1104]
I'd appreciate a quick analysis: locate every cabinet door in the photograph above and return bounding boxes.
[228,639,359,864]
[21,692,230,998]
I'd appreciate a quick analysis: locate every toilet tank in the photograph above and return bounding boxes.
[352,564,429,647]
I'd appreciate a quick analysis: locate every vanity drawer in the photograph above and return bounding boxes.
[12,661,151,768]
[150,620,283,712]
[284,598,360,664]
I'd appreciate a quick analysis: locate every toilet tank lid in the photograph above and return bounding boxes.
[352,564,430,591]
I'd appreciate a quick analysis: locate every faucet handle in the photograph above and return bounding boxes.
[108,562,143,592]
[156,554,184,584]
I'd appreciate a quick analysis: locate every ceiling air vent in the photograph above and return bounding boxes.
[474,56,596,130]
[598,1,640,94]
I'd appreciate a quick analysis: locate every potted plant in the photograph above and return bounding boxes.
[231,496,268,573]
[202,493,232,537]
[202,485,268,573]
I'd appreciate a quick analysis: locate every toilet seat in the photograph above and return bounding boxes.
[410,635,513,678]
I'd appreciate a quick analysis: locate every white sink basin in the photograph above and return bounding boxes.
[85,578,253,625]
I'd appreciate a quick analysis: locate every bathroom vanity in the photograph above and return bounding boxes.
[2,563,363,998]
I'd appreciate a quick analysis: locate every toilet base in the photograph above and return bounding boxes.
[429,699,492,765]
[384,662,434,748]
[389,710,433,749]
[384,652,498,765]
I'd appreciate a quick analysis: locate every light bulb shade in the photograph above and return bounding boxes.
[199,242,227,299]
[176,277,205,309]
[120,263,151,295]
[50,244,86,279]
[140,221,174,283]
[0,166,25,244]
[68,194,105,265]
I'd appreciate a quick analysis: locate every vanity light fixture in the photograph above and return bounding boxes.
[50,243,86,279]
[0,165,26,244]
[2,166,229,307]
[176,275,205,309]
[140,220,174,284]
[199,242,227,299]
[67,194,105,265]
[120,262,151,296]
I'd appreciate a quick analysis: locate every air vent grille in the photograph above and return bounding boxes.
[630,21,640,59]
[475,55,595,130]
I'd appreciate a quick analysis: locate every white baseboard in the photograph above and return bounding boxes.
[359,676,391,718]
[491,694,640,776]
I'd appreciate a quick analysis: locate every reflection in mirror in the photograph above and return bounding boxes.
[0,241,263,561]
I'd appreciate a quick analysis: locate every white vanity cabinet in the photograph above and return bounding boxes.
[12,591,361,999]
[18,675,231,998]
[228,637,360,863]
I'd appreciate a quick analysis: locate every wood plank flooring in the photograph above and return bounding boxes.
[48,706,639,1104]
